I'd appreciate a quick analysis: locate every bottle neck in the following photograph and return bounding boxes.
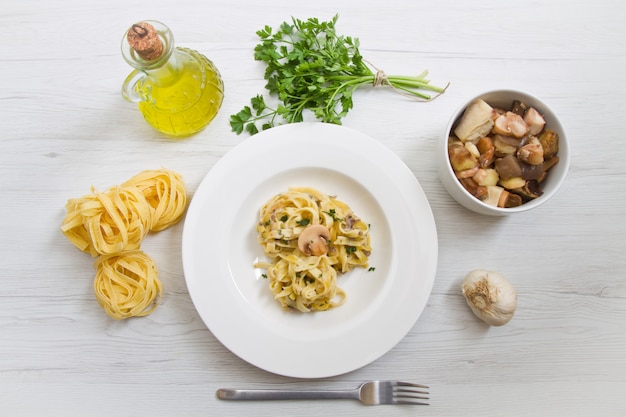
[122,20,179,85]
[142,48,182,86]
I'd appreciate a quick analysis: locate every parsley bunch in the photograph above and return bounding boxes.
[230,14,447,135]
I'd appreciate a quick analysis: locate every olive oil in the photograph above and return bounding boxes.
[122,21,224,137]
[135,48,224,136]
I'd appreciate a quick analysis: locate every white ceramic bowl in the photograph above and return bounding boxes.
[439,89,570,216]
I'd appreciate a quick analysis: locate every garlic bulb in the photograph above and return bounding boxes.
[461,269,517,326]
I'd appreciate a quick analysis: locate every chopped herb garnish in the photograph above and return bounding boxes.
[296,218,311,227]
[323,209,342,222]
[368,267,376,272]
[280,214,288,222]
[346,246,357,254]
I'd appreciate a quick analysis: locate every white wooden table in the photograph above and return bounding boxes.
[1,0,625,415]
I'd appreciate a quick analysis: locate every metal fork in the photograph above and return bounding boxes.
[216,380,429,405]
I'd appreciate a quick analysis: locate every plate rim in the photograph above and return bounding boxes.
[182,122,438,378]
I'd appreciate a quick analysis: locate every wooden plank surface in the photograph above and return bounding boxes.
[1,0,625,415]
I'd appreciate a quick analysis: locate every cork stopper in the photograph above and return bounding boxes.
[127,22,163,61]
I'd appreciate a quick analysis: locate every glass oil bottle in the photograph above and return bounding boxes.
[121,20,224,137]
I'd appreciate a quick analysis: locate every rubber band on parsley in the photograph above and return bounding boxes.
[230,14,448,135]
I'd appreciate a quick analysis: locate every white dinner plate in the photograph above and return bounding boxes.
[182,122,438,378]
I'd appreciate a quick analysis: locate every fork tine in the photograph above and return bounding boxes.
[393,394,430,405]
[393,390,429,399]
[391,381,429,405]
[394,392,429,399]
[394,387,429,395]
[393,387,428,394]
[393,382,429,395]
[394,399,430,405]
[393,393,430,405]
[394,381,429,389]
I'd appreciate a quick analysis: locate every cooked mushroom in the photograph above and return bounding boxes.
[498,190,523,208]
[536,156,559,183]
[448,143,478,172]
[454,99,496,142]
[518,136,544,166]
[344,213,360,230]
[484,186,523,208]
[541,155,560,174]
[538,129,559,160]
[460,177,488,201]
[520,161,545,180]
[493,134,521,157]
[472,168,499,186]
[524,107,546,135]
[512,180,544,200]
[483,186,504,207]
[465,141,480,159]
[510,100,528,116]
[456,166,479,179]
[298,224,331,256]
[498,176,526,190]
[494,154,522,180]
[493,111,529,138]
[476,136,495,168]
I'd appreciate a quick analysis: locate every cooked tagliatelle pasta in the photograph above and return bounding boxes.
[94,250,162,319]
[255,187,372,312]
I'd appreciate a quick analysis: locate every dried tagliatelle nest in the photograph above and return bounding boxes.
[62,169,187,255]
[122,169,188,232]
[94,250,162,319]
[62,186,152,256]
[61,169,187,319]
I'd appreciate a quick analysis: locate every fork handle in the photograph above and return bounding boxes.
[217,388,357,401]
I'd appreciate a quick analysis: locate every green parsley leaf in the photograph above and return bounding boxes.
[323,209,342,222]
[229,106,252,135]
[250,94,267,116]
[296,218,311,227]
[231,14,448,135]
